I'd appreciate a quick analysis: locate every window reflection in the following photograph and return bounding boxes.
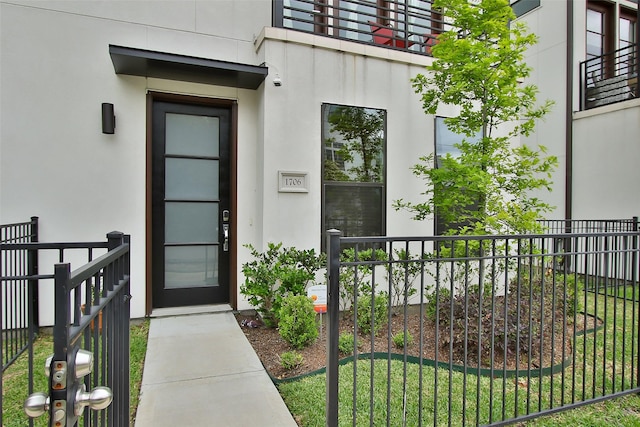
[283,0,316,32]
[322,105,384,183]
[322,104,386,244]
[338,0,377,41]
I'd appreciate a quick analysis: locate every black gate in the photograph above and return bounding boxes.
[1,225,131,426]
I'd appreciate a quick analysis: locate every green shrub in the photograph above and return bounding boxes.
[424,287,450,322]
[338,333,359,355]
[389,249,421,314]
[280,351,304,370]
[278,295,319,349]
[356,293,388,336]
[434,276,578,367]
[392,331,414,349]
[338,248,387,312]
[240,243,325,327]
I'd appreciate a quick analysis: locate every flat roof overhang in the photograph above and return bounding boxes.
[109,45,268,90]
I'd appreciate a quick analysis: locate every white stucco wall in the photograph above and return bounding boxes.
[517,0,569,220]
[253,29,434,247]
[0,1,271,321]
[568,0,640,220]
[7,0,638,321]
[232,30,438,310]
[1,1,443,318]
[573,100,640,218]
[516,0,640,222]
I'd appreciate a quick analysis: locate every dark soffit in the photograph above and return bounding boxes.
[109,45,268,90]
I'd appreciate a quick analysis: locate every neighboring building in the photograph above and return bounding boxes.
[518,0,639,222]
[0,0,638,321]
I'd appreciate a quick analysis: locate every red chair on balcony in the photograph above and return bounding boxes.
[423,33,439,55]
[369,21,414,49]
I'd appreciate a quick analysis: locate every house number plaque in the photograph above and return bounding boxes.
[278,171,309,193]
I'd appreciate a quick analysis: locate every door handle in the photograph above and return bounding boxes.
[223,224,229,252]
[222,209,230,252]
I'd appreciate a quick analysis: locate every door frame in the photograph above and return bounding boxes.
[145,92,238,315]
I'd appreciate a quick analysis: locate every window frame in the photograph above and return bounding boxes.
[587,1,615,55]
[586,1,638,82]
[510,0,541,18]
[321,103,387,249]
[619,6,638,75]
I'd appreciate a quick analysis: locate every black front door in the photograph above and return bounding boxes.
[152,101,230,308]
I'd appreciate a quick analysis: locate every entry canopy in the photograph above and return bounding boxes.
[109,45,268,90]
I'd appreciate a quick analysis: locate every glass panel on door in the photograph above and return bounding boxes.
[164,246,218,289]
[152,101,230,308]
[164,113,219,290]
[165,113,220,157]
[165,158,219,200]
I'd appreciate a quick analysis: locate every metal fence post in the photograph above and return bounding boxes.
[52,263,72,425]
[29,216,39,333]
[107,231,124,251]
[326,229,341,427]
[633,217,640,389]
[123,233,131,427]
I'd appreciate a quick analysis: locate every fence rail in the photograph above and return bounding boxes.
[538,217,639,234]
[326,226,640,426]
[49,231,131,426]
[0,221,129,427]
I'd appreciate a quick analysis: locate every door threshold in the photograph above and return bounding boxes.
[150,304,232,318]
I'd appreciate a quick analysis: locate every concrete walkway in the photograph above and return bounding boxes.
[134,306,298,427]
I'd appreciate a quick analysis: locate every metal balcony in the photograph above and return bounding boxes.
[272,0,444,55]
[580,44,639,110]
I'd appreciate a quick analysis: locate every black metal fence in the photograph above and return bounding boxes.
[538,217,639,234]
[539,218,639,296]
[48,231,131,426]
[326,225,640,426]
[1,217,39,373]
[1,224,130,426]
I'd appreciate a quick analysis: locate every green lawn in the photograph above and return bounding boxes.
[279,292,640,426]
[592,284,639,302]
[2,320,149,426]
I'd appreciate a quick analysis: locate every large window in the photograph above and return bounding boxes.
[322,104,386,245]
[586,0,637,79]
[510,0,541,18]
[620,7,637,75]
[434,117,482,235]
[586,1,613,63]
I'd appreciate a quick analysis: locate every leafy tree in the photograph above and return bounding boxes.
[323,156,349,181]
[394,0,557,235]
[394,0,561,360]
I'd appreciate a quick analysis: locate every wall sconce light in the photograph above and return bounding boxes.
[102,103,116,134]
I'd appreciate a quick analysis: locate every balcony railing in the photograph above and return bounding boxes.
[580,44,639,110]
[273,0,444,55]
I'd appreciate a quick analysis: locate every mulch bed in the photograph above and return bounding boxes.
[235,307,599,381]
